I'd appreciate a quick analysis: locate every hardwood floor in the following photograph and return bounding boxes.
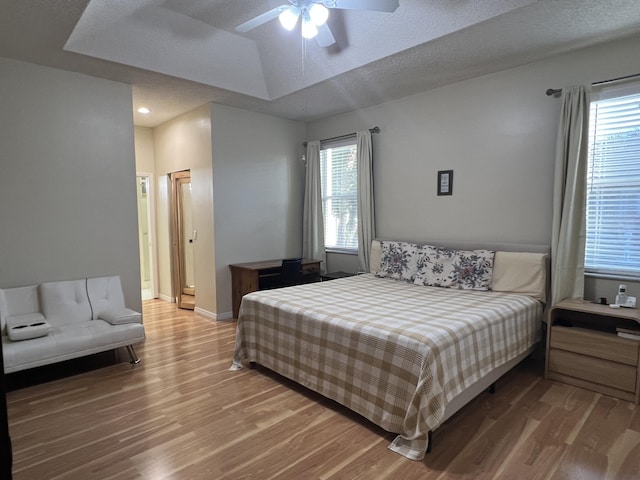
[6,300,640,479]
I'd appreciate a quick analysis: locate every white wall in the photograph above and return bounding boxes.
[211,104,306,318]
[134,126,155,174]
[0,58,141,311]
[307,33,640,300]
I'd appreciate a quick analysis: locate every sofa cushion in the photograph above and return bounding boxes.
[99,308,141,325]
[0,285,40,335]
[39,279,92,327]
[87,276,127,320]
[6,313,52,341]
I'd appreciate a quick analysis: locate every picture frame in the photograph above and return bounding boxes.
[437,170,453,196]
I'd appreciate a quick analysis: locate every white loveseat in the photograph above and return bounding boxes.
[0,276,145,373]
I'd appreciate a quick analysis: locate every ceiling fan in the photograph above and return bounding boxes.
[235,0,400,47]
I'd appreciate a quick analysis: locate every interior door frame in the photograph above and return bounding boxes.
[136,173,158,300]
[170,170,195,309]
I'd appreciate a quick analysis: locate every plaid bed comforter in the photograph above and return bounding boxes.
[232,274,542,460]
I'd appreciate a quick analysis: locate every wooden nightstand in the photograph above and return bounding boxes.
[545,299,640,404]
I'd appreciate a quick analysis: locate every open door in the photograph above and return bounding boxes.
[136,175,156,300]
[170,171,195,310]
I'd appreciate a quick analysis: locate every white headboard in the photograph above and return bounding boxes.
[372,238,550,254]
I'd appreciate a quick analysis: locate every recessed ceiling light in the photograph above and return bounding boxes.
[137,107,150,114]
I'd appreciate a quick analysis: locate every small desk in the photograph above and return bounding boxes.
[229,258,321,318]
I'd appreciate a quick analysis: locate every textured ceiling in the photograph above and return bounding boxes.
[1,0,640,127]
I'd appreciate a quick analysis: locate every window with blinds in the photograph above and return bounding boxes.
[320,139,358,252]
[585,81,640,278]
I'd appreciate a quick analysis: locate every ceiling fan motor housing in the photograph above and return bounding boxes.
[235,0,400,47]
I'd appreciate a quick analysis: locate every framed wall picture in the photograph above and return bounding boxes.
[437,170,453,196]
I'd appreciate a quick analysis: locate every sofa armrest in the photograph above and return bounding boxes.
[98,308,142,325]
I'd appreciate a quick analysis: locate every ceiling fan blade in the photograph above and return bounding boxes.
[235,5,288,33]
[331,0,399,13]
[315,23,336,47]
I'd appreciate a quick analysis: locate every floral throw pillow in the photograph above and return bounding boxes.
[375,241,419,282]
[454,249,495,290]
[413,245,457,287]
[414,246,495,290]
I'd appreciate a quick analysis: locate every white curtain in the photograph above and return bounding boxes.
[551,85,590,305]
[357,130,376,272]
[302,140,326,272]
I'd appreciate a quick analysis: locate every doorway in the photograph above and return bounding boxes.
[136,174,156,300]
[170,170,195,310]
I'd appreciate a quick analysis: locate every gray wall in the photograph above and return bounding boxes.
[211,104,306,318]
[307,33,640,301]
[152,104,216,314]
[136,103,305,319]
[0,58,142,312]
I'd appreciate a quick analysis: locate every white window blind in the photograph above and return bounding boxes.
[585,81,640,278]
[320,139,358,252]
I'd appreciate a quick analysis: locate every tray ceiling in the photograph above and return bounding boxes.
[1,0,640,126]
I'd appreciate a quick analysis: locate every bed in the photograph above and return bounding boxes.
[231,240,548,460]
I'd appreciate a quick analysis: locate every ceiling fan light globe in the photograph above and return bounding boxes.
[279,6,300,31]
[301,17,318,39]
[309,3,329,26]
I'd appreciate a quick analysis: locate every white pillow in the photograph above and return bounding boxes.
[491,251,548,302]
[369,240,382,273]
[99,308,142,325]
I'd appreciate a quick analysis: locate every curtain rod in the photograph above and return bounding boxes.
[303,126,380,148]
[546,72,640,98]
[593,72,640,86]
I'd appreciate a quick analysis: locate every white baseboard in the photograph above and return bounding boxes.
[194,307,234,322]
[158,293,174,303]
[194,307,215,320]
[215,311,234,321]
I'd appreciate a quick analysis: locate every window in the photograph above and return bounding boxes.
[585,81,640,278]
[320,139,358,252]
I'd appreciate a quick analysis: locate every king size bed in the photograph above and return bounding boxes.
[231,240,548,460]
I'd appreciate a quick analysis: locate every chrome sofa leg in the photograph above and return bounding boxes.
[126,345,141,364]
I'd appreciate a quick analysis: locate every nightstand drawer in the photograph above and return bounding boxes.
[548,349,637,393]
[551,326,639,365]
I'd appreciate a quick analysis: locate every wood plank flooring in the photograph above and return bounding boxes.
[6,300,640,479]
